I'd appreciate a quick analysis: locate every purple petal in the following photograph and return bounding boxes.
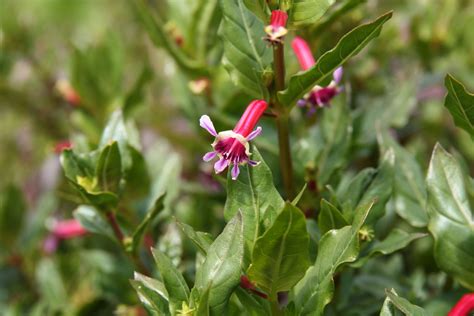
[214,158,229,173]
[297,99,307,107]
[248,159,260,166]
[333,67,343,84]
[203,151,217,162]
[231,164,240,180]
[199,115,217,136]
[307,107,317,116]
[246,126,262,141]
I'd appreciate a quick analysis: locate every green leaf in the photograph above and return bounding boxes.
[177,221,214,255]
[131,272,171,316]
[194,213,244,315]
[235,287,271,315]
[73,205,115,240]
[380,288,427,316]
[35,258,68,310]
[123,66,153,118]
[316,100,352,186]
[293,201,373,315]
[352,229,426,268]
[131,194,165,253]
[444,74,474,138]
[151,247,190,312]
[292,183,307,205]
[219,0,272,98]
[426,143,474,290]
[0,185,26,247]
[356,149,394,225]
[129,0,207,75]
[242,0,268,21]
[248,202,310,299]
[188,0,221,62]
[224,146,284,258]
[278,12,392,107]
[318,199,348,235]
[289,0,335,26]
[196,285,211,316]
[123,145,151,201]
[60,149,95,182]
[70,36,124,111]
[377,129,428,227]
[95,141,122,193]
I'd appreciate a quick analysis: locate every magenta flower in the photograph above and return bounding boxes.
[200,100,268,180]
[52,219,87,239]
[264,10,288,43]
[448,293,474,316]
[43,219,87,254]
[292,36,343,113]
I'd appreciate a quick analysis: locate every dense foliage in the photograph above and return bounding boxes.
[1,0,474,315]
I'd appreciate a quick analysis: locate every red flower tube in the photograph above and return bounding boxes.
[291,37,344,113]
[200,100,268,180]
[292,37,316,71]
[52,219,87,239]
[448,293,474,316]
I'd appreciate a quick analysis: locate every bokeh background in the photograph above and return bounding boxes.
[1,0,473,315]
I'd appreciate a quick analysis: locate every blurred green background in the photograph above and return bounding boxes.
[1,0,473,315]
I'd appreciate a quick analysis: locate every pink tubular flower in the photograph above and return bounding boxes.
[448,293,474,316]
[200,100,268,180]
[292,37,343,113]
[52,219,87,239]
[264,10,288,42]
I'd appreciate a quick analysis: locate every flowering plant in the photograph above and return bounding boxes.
[1,0,474,315]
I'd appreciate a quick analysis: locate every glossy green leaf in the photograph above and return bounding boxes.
[95,141,122,194]
[278,12,392,107]
[130,0,207,75]
[131,272,170,316]
[224,146,284,257]
[318,199,348,235]
[131,194,165,252]
[248,202,310,299]
[444,74,474,138]
[426,144,474,290]
[293,201,373,315]
[73,205,115,240]
[289,0,335,26]
[194,213,244,315]
[380,289,427,316]
[219,0,272,98]
[151,247,189,312]
[177,221,213,255]
[378,129,428,227]
[352,229,426,268]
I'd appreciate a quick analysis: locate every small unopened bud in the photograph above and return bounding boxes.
[188,78,210,94]
[55,79,81,106]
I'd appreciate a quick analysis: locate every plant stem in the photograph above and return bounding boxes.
[273,42,295,199]
[270,298,284,316]
[105,211,150,276]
